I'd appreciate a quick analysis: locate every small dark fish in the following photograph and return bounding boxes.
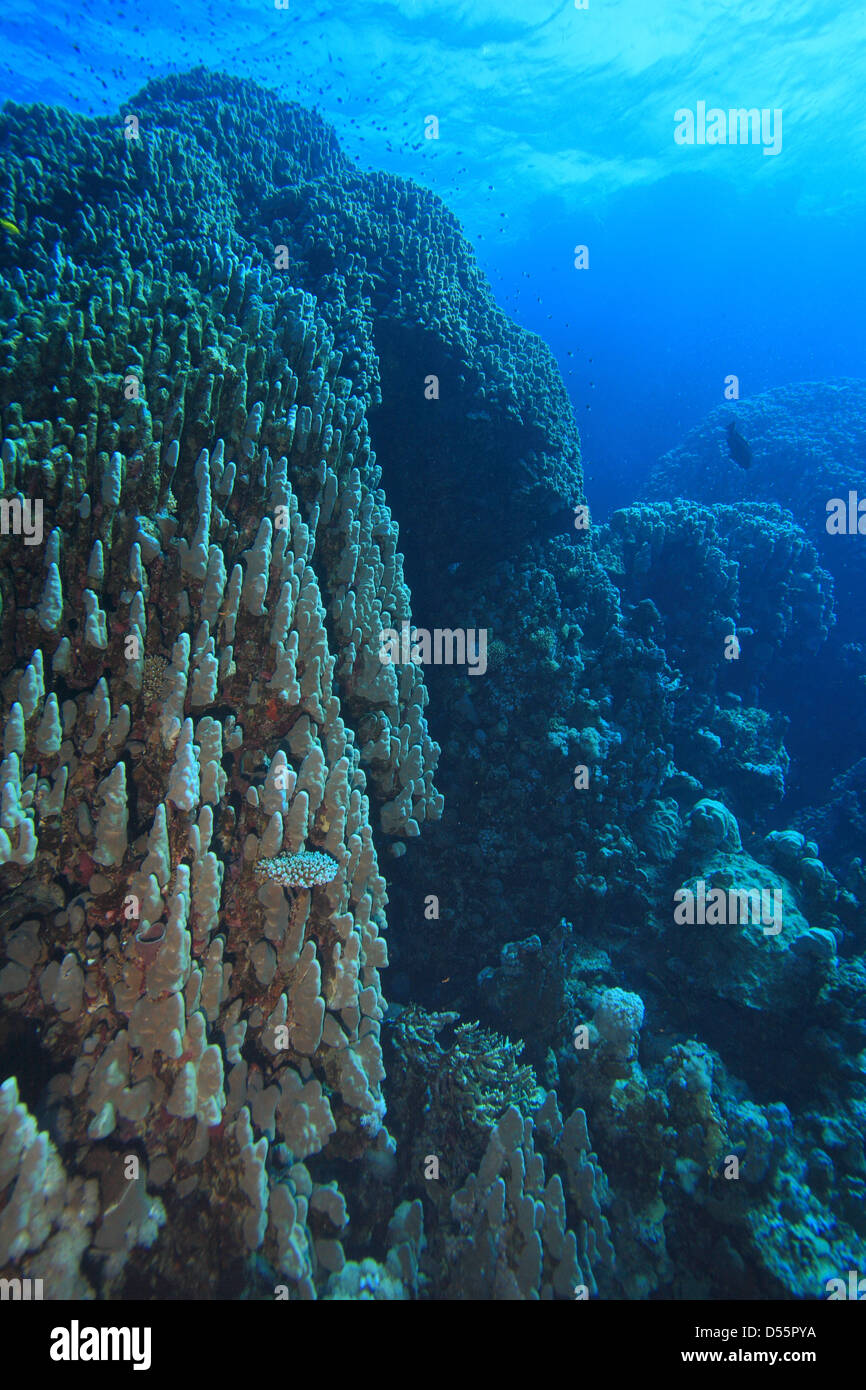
[726,418,753,470]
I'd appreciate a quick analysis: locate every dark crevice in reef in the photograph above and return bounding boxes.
[0,1014,60,1134]
[369,316,570,619]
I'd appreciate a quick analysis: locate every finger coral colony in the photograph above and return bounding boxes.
[1,70,864,1303]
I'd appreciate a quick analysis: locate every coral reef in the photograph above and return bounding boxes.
[0,70,450,1298]
[2,70,865,1303]
[0,70,611,1302]
[645,381,866,631]
[0,1078,100,1298]
[382,1010,613,1299]
[644,384,866,807]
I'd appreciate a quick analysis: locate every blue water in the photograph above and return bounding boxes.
[3,0,864,515]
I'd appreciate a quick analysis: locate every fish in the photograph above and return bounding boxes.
[725,418,753,470]
[0,217,22,236]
